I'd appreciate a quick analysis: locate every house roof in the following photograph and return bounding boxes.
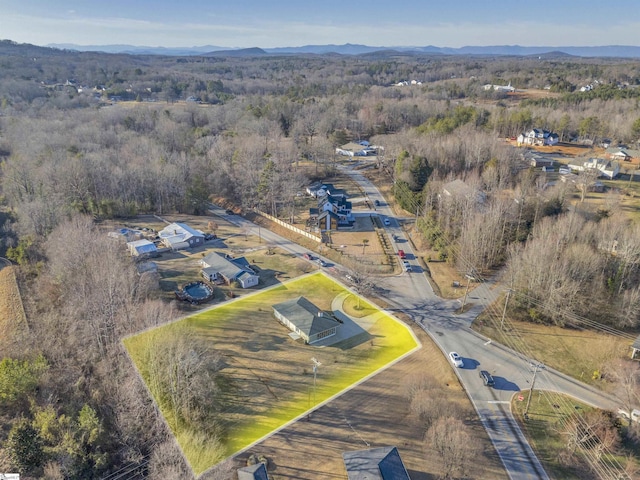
[201,252,256,281]
[442,179,475,198]
[318,210,341,221]
[159,222,203,245]
[127,239,157,253]
[342,446,411,480]
[272,296,340,337]
[237,462,269,480]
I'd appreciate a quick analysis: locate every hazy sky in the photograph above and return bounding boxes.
[2,0,640,48]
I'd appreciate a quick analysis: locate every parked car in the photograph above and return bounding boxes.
[303,253,313,261]
[374,199,381,206]
[402,260,412,272]
[398,250,406,259]
[449,352,463,368]
[383,218,391,226]
[315,258,327,267]
[479,370,495,387]
[345,274,357,284]
[618,408,640,423]
[225,209,234,215]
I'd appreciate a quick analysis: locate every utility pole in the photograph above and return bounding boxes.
[461,274,472,311]
[311,357,321,406]
[500,289,512,330]
[524,363,544,419]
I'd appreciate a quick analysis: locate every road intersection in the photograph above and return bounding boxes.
[211,169,623,480]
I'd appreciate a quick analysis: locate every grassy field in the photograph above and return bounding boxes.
[512,391,596,479]
[512,391,639,479]
[124,272,419,476]
[474,311,630,389]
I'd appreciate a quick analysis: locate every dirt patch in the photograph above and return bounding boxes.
[207,325,508,480]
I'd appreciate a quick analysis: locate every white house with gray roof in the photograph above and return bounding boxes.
[200,252,259,288]
[272,296,341,344]
[158,222,204,251]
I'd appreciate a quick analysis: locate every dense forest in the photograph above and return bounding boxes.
[1,39,640,478]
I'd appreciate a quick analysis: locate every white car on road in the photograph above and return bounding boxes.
[449,351,464,368]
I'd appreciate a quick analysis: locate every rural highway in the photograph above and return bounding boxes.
[211,171,621,480]
[340,167,622,479]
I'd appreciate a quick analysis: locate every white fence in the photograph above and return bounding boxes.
[254,210,322,243]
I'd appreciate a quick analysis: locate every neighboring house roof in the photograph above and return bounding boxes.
[158,222,203,246]
[318,210,341,221]
[441,179,479,199]
[342,446,411,480]
[201,252,255,281]
[606,147,640,158]
[272,296,340,338]
[127,239,157,254]
[237,462,269,480]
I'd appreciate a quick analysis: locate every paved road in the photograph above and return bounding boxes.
[339,167,622,480]
[210,186,622,480]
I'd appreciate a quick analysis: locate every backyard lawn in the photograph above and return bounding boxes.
[124,272,420,476]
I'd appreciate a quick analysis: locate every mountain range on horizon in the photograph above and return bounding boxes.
[44,42,640,58]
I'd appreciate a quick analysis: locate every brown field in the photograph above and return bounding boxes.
[204,323,508,480]
[0,259,28,353]
[473,314,631,389]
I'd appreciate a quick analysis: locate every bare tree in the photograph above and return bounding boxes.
[426,416,477,479]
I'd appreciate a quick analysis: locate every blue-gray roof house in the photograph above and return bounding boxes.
[342,446,411,480]
[200,252,259,288]
[272,296,340,344]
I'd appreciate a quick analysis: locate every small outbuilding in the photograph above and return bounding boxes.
[272,296,340,344]
[127,239,158,257]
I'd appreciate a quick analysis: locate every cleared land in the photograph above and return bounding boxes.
[124,272,420,476]
[206,321,509,480]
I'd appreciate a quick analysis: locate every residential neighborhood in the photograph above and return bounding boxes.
[2,31,640,480]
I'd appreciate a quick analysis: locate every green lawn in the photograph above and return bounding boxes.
[124,272,420,476]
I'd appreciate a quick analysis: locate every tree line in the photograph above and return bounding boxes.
[1,42,640,477]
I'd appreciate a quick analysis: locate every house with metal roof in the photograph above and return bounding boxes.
[272,296,341,344]
[127,239,158,257]
[342,446,411,480]
[158,222,205,251]
[200,252,259,288]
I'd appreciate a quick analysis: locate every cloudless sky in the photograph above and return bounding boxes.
[2,0,640,48]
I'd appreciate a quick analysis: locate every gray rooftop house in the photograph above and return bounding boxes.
[272,296,341,344]
[342,446,411,480]
[237,462,269,480]
[158,222,204,251]
[200,252,259,288]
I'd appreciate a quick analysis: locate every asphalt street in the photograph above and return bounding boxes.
[211,173,623,480]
